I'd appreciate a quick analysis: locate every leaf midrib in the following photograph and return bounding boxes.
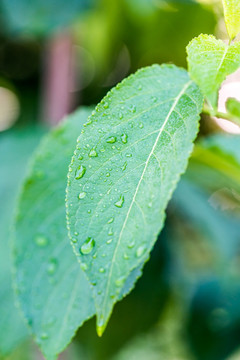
[99,79,193,322]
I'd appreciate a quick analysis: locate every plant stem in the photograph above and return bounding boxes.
[202,105,240,127]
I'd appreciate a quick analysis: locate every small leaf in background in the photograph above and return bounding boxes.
[66,64,203,335]
[13,109,95,360]
[187,34,240,108]
[0,127,43,357]
[222,0,240,41]
[188,134,240,202]
[226,98,240,120]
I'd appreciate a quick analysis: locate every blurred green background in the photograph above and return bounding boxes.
[2,0,240,359]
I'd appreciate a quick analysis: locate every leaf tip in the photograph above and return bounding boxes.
[96,324,105,337]
[96,315,108,337]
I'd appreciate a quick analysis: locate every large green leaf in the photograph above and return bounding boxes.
[0,127,43,356]
[66,64,203,335]
[13,109,96,360]
[187,35,240,108]
[223,0,240,41]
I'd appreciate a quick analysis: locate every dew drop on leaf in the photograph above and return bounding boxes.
[106,239,113,244]
[80,237,95,255]
[114,195,125,208]
[121,133,128,144]
[136,245,146,258]
[40,332,49,340]
[119,112,123,119]
[131,105,136,113]
[99,267,105,273]
[128,240,135,249]
[35,236,48,247]
[115,276,126,287]
[108,228,113,236]
[121,161,127,171]
[75,165,86,179]
[78,192,86,200]
[80,263,88,271]
[107,217,114,224]
[106,136,116,144]
[88,149,98,157]
[47,258,58,275]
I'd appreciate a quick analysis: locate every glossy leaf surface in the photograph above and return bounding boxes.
[66,64,203,334]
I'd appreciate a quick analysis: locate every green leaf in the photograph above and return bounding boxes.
[223,0,240,40]
[66,64,203,335]
[13,109,95,360]
[188,133,240,196]
[0,127,43,356]
[187,34,240,108]
[226,97,240,119]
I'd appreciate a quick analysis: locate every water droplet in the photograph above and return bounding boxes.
[47,258,58,275]
[78,192,86,200]
[107,217,114,224]
[80,263,88,271]
[106,239,113,244]
[121,161,127,171]
[126,153,132,157]
[89,149,98,157]
[138,84,142,90]
[102,253,106,257]
[139,123,144,129]
[75,165,86,179]
[99,267,105,273]
[130,105,136,113]
[103,102,109,109]
[93,253,97,259]
[114,195,124,208]
[106,172,110,177]
[148,201,152,208]
[71,238,77,243]
[108,228,113,236]
[35,236,48,247]
[123,253,129,260]
[74,231,79,236]
[136,245,146,258]
[115,276,126,287]
[128,240,135,249]
[80,237,95,255]
[40,332,49,340]
[106,136,116,144]
[119,112,123,119]
[121,133,128,144]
